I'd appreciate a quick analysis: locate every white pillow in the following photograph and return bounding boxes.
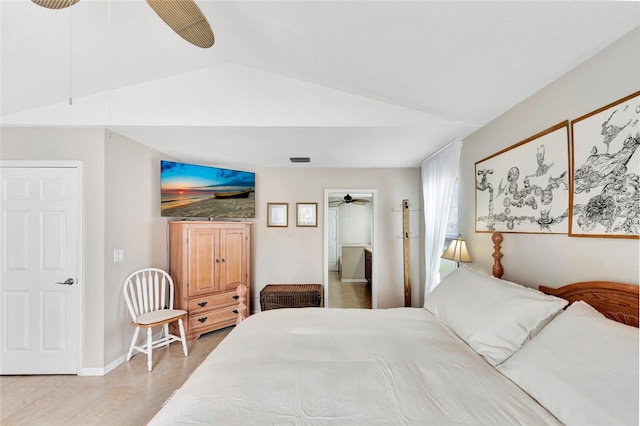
[498,301,639,426]
[424,265,567,366]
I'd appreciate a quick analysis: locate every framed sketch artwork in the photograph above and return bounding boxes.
[475,121,570,234]
[569,91,640,238]
[267,203,288,227]
[296,203,317,227]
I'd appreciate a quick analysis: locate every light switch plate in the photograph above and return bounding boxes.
[113,249,125,263]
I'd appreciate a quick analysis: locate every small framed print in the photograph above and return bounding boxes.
[296,202,317,227]
[267,203,288,227]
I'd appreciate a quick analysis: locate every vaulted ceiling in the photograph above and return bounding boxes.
[2,1,639,167]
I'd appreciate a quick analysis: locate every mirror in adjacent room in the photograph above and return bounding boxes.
[324,189,376,309]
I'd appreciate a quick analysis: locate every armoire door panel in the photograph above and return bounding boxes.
[220,229,246,291]
[187,228,219,296]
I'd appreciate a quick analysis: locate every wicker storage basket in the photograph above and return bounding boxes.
[260,284,324,311]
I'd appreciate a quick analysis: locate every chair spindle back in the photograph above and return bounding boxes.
[124,268,175,321]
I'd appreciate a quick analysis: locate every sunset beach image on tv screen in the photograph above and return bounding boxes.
[161,160,255,218]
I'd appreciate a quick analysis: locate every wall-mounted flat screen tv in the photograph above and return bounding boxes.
[161,160,255,219]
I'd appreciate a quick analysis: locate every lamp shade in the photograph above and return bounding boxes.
[441,234,472,263]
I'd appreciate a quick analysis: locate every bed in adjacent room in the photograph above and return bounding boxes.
[148,259,639,425]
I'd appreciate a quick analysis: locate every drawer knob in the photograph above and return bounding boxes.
[232,295,239,300]
[198,301,208,307]
[197,317,208,323]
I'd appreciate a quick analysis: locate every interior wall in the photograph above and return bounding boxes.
[460,28,640,287]
[250,167,422,310]
[103,130,173,368]
[0,127,107,369]
[0,128,422,369]
[337,202,372,245]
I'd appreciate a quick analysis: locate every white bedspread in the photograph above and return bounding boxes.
[148,308,561,425]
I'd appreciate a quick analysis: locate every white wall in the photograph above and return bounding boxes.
[0,127,107,369]
[460,28,640,287]
[338,202,372,245]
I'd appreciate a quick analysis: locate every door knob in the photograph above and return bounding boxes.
[55,278,75,286]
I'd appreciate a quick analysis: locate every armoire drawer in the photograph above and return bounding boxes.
[188,290,239,313]
[188,305,238,332]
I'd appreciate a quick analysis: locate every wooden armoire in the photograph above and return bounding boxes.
[169,221,251,339]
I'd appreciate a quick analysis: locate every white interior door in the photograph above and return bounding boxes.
[328,208,338,272]
[1,165,80,374]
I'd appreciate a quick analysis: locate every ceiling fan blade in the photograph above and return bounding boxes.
[352,200,369,205]
[31,0,79,9]
[329,201,344,206]
[146,0,215,48]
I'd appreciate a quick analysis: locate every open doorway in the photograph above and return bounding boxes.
[323,189,377,309]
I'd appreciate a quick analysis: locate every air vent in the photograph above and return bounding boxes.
[289,157,311,163]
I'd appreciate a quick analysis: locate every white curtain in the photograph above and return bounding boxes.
[422,139,463,302]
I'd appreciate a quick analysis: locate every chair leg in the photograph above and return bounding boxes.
[178,318,188,357]
[163,324,170,348]
[147,328,153,372]
[126,327,140,362]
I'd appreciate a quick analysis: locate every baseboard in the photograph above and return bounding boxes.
[80,355,125,376]
[340,278,368,283]
[79,330,166,376]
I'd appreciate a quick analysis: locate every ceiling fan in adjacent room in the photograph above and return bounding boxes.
[329,194,371,207]
[31,0,215,48]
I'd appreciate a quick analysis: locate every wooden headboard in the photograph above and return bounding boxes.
[539,281,639,327]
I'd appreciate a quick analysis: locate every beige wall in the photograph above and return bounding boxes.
[1,127,107,369]
[249,167,422,310]
[104,131,173,367]
[0,129,422,370]
[460,28,640,287]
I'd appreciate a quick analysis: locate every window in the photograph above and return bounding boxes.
[440,179,458,278]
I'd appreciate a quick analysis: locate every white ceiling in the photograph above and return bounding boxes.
[2,1,639,168]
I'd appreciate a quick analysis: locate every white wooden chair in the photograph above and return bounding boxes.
[123,268,188,371]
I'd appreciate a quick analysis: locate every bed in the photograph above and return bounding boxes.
[148,241,639,425]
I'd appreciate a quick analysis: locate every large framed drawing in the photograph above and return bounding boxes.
[569,91,640,238]
[475,121,570,234]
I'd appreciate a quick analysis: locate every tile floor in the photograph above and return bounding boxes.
[328,271,372,308]
[0,327,231,426]
[1,279,371,426]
